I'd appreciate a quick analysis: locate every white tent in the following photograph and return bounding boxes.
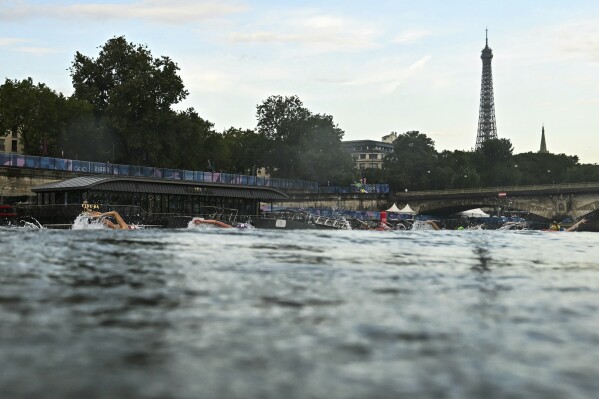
[399,204,417,214]
[385,203,401,213]
[459,208,490,218]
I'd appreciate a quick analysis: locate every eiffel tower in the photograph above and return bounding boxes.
[475,29,498,150]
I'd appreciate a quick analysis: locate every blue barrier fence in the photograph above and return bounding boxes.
[0,152,320,192]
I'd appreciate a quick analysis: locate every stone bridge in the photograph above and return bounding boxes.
[395,182,599,220]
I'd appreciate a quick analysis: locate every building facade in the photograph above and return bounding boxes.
[341,139,395,170]
[1,129,22,154]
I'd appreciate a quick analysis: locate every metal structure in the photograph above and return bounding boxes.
[476,29,498,150]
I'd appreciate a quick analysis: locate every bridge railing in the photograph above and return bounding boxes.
[0,152,320,192]
[398,182,599,197]
[319,184,390,194]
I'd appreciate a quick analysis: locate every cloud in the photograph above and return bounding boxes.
[227,11,379,52]
[0,37,56,55]
[0,0,247,24]
[0,38,28,46]
[339,55,432,93]
[392,29,432,45]
[14,46,59,55]
[555,20,599,63]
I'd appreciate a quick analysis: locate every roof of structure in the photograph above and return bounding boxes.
[32,176,288,200]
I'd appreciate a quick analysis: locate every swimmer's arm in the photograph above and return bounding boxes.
[565,218,587,232]
[426,220,440,230]
[101,211,129,229]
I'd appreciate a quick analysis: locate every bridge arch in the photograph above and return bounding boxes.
[415,197,553,219]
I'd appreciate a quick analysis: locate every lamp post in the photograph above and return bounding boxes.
[0,180,16,204]
[547,169,554,185]
[427,170,431,191]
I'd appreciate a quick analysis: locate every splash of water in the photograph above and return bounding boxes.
[72,214,109,230]
[234,222,255,229]
[1,217,44,229]
[20,219,44,229]
[411,220,435,230]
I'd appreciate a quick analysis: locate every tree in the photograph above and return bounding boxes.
[151,108,217,170]
[222,127,270,175]
[298,113,354,184]
[383,131,437,191]
[475,138,518,186]
[59,97,115,161]
[436,150,476,189]
[256,95,311,142]
[70,36,188,165]
[0,78,68,156]
[255,95,353,182]
[565,162,599,183]
[513,152,579,185]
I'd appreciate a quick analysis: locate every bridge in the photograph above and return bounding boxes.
[3,159,599,222]
[394,182,599,220]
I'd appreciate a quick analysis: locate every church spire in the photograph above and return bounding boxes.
[539,124,548,153]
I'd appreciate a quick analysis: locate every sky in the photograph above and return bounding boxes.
[1,0,598,163]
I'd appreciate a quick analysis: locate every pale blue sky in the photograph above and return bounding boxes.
[1,0,598,163]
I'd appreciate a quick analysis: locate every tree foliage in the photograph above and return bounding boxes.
[384,131,437,190]
[222,127,270,175]
[382,132,599,192]
[255,95,353,183]
[70,36,188,165]
[0,78,68,156]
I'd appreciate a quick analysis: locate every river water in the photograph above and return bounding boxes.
[1,227,598,399]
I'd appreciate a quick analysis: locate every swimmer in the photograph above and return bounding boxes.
[379,221,392,230]
[191,217,233,228]
[426,220,441,230]
[543,218,587,232]
[563,218,587,232]
[86,211,131,230]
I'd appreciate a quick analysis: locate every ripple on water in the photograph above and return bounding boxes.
[0,228,598,399]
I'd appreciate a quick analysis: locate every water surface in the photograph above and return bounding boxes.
[1,228,598,398]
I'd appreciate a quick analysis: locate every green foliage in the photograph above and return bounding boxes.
[155,108,217,170]
[70,36,188,165]
[474,138,518,186]
[59,98,115,161]
[383,133,599,192]
[222,127,270,175]
[513,152,578,185]
[255,95,353,183]
[0,78,68,156]
[384,131,437,190]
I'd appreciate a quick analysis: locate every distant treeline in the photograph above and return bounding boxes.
[1,36,597,191]
[372,131,599,191]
